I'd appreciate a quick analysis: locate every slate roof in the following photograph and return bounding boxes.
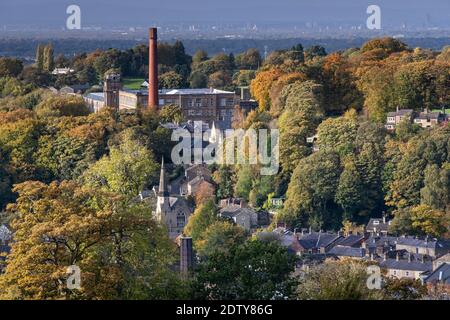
[387,109,414,117]
[329,246,366,258]
[415,111,442,120]
[297,232,341,250]
[366,218,391,233]
[396,237,450,250]
[364,236,398,249]
[380,259,432,272]
[335,234,365,247]
[425,263,450,285]
[220,206,257,219]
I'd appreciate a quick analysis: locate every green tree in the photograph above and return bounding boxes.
[278,81,324,172]
[192,240,298,300]
[196,221,246,258]
[297,260,382,300]
[43,43,55,72]
[382,278,427,300]
[316,111,358,157]
[184,199,219,250]
[35,44,44,71]
[0,58,23,78]
[335,156,364,221]
[281,151,341,229]
[82,130,159,199]
[159,71,184,89]
[420,163,449,210]
[212,165,234,200]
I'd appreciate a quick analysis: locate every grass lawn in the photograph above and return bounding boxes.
[432,108,450,114]
[123,78,145,90]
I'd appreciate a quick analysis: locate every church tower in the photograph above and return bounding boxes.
[156,158,170,222]
[158,157,169,197]
[155,157,193,239]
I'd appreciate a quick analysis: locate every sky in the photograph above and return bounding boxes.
[0,0,449,27]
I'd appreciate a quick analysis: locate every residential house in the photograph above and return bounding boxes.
[328,246,366,259]
[395,237,450,258]
[424,263,450,292]
[270,197,285,208]
[365,216,392,236]
[379,254,433,280]
[385,108,414,131]
[433,253,450,270]
[296,230,343,255]
[219,205,261,231]
[362,235,397,256]
[413,109,447,128]
[219,198,244,208]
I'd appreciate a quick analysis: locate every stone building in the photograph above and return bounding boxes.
[155,159,193,239]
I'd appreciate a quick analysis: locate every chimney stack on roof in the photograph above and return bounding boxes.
[148,27,159,110]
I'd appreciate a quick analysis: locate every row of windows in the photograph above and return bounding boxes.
[187,109,216,116]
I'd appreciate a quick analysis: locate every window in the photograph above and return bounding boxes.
[226,98,234,106]
[195,98,202,107]
[220,98,227,107]
[405,271,409,276]
[188,99,194,107]
[177,213,185,228]
[159,99,165,105]
[373,220,380,225]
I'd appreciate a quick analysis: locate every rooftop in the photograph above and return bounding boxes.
[425,263,450,285]
[329,246,366,258]
[297,232,341,250]
[84,92,105,102]
[380,259,432,272]
[387,109,414,117]
[123,88,235,96]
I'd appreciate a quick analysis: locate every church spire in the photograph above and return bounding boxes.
[159,157,169,197]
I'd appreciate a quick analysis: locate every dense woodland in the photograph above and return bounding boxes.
[0,37,449,299]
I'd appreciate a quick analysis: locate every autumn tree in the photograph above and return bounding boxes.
[195,221,246,258]
[82,129,159,199]
[195,181,216,206]
[184,199,219,250]
[281,151,341,229]
[297,260,382,300]
[278,81,324,172]
[0,180,183,300]
[250,68,283,111]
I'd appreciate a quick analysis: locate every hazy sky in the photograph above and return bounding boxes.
[0,0,449,27]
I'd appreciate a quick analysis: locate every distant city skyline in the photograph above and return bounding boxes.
[1,0,449,28]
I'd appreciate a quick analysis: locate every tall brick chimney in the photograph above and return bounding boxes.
[148,27,159,109]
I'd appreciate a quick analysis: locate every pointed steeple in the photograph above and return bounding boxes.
[159,157,169,197]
